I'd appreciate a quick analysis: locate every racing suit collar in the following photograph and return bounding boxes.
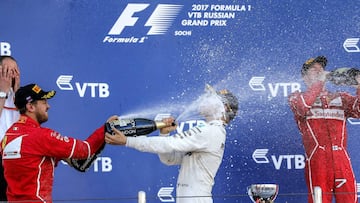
[18,115,41,127]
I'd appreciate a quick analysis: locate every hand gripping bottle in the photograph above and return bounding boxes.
[328,67,360,86]
[105,117,174,136]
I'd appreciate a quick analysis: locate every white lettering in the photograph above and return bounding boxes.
[174,30,192,36]
[176,120,206,132]
[122,129,136,135]
[268,83,302,97]
[93,157,112,172]
[103,36,139,43]
[283,155,294,169]
[101,157,112,172]
[181,19,208,26]
[291,83,301,93]
[271,155,305,170]
[210,20,227,26]
[271,155,283,170]
[309,109,345,120]
[335,179,347,188]
[177,122,185,132]
[0,42,11,56]
[294,155,305,169]
[268,83,279,97]
[187,12,202,18]
[87,83,98,98]
[75,83,110,98]
[187,120,197,129]
[99,83,110,98]
[75,83,87,97]
[210,4,249,11]
[204,12,235,19]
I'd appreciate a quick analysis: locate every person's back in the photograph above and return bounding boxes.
[175,120,226,203]
[3,116,56,202]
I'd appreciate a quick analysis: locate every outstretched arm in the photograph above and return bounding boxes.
[288,71,327,117]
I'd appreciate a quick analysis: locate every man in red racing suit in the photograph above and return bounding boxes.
[0,84,114,203]
[288,56,359,203]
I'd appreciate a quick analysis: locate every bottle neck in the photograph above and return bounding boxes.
[155,121,173,129]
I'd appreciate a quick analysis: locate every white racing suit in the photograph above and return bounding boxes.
[126,120,226,203]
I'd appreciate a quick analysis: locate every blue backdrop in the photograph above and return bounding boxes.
[1,0,359,202]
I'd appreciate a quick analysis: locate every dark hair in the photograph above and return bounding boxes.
[18,106,27,114]
[217,90,239,123]
[301,56,327,76]
[18,100,38,114]
[0,55,16,65]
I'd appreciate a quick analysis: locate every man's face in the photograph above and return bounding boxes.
[303,62,324,86]
[33,100,50,124]
[197,92,225,120]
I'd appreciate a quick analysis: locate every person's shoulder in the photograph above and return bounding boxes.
[335,91,353,97]
[288,90,302,101]
[204,121,225,134]
[197,120,222,130]
[36,127,61,138]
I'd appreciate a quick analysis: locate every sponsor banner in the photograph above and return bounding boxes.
[1,1,359,203]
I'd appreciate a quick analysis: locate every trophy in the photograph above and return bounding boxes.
[247,184,279,203]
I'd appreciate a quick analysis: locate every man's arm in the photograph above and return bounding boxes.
[342,75,360,118]
[105,123,209,154]
[68,115,118,172]
[157,132,184,165]
[0,64,13,116]
[288,81,324,116]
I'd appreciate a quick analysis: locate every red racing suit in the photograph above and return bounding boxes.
[0,115,105,203]
[289,81,359,203]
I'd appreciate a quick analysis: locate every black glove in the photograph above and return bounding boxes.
[69,142,105,172]
[328,67,360,86]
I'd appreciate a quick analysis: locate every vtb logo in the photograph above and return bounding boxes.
[249,76,301,98]
[56,75,110,98]
[108,3,183,36]
[252,149,305,170]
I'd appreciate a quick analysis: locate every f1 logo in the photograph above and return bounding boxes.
[108,3,183,36]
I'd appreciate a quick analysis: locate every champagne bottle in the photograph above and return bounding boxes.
[328,67,360,86]
[105,118,174,136]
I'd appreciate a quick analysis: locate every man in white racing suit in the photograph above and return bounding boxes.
[105,85,238,203]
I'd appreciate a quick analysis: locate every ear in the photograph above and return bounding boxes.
[25,102,36,113]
